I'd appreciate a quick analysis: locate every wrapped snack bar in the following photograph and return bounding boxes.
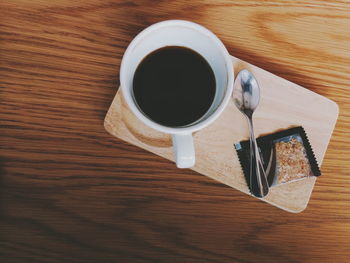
[235,127,321,193]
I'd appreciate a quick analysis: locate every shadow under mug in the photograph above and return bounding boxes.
[120,20,234,168]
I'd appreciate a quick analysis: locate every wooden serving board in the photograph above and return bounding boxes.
[104,55,339,213]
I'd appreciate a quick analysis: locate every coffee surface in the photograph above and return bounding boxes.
[133,46,216,127]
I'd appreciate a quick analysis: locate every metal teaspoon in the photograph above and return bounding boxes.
[233,69,269,198]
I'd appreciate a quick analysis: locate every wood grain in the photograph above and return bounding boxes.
[104,55,339,213]
[0,0,349,262]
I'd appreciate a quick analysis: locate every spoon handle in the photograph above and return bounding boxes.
[247,117,269,198]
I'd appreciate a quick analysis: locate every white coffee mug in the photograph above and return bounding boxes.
[120,20,233,168]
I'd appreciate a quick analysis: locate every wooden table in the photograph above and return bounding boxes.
[1,1,349,262]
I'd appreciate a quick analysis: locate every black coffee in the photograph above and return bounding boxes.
[133,46,216,127]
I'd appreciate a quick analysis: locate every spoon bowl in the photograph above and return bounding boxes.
[233,69,260,116]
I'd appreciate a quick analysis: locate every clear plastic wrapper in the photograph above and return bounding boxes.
[235,126,320,192]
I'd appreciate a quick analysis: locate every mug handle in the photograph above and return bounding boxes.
[172,134,195,168]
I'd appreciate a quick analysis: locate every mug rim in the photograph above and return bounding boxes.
[120,20,233,135]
